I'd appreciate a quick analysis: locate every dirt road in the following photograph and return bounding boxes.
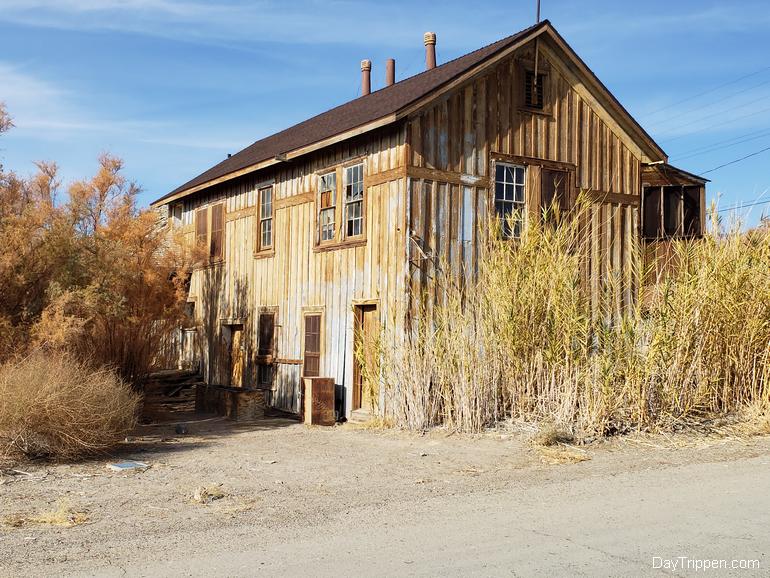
[1,416,768,577]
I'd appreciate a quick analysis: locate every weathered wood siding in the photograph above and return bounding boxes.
[178,126,408,414]
[405,38,643,313]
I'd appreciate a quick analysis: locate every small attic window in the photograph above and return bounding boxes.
[524,71,545,109]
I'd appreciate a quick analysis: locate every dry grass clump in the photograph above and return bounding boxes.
[0,351,140,460]
[538,445,591,465]
[2,501,89,528]
[375,199,770,437]
[191,484,227,504]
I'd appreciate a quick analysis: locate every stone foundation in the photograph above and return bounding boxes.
[195,384,267,421]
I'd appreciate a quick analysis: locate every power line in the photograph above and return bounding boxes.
[644,65,770,118]
[672,130,770,162]
[656,92,770,135]
[700,145,770,175]
[649,76,770,128]
[661,104,770,143]
[672,127,770,158]
[717,198,770,213]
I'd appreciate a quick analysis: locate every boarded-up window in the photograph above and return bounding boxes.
[258,313,275,357]
[258,186,273,250]
[541,168,569,224]
[195,207,208,247]
[525,72,545,109]
[494,163,525,239]
[344,163,364,238]
[643,185,702,239]
[303,314,321,377]
[643,187,663,239]
[210,203,224,260]
[318,172,337,242]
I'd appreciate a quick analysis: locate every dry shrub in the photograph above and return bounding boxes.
[376,198,770,436]
[0,352,140,460]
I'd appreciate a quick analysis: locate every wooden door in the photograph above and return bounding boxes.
[303,314,321,377]
[353,304,378,412]
[229,325,244,387]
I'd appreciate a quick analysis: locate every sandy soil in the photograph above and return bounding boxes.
[1,413,769,577]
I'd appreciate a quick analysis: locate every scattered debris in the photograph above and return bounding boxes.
[106,460,149,472]
[262,459,277,464]
[419,452,428,457]
[532,423,575,447]
[192,484,226,504]
[538,445,591,465]
[2,501,89,528]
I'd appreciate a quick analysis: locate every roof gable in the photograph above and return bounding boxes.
[154,21,667,206]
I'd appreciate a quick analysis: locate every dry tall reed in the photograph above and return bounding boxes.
[375,199,770,436]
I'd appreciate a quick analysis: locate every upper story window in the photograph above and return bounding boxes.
[643,185,702,239]
[258,186,273,251]
[318,172,337,243]
[345,163,364,237]
[195,206,208,248]
[524,71,545,109]
[494,163,526,239]
[210,203,225,261]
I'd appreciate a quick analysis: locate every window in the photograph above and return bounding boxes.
[344,163,364,237]
[494,163,526,238]
[525,71,545,109]
[303,314,321,377]
[541,168,569,224]
[171,203,183,228]
[258,313,275,357]
[183,301,196,330]
[643,186,702,239]
[258,186,273,251]
[210,203,224,260]
[318,172,337,242]
[257,312,275,386]
[195,206,208,248]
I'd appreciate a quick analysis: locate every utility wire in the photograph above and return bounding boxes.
[649,76,770,128]
[717,198,770,213]
[672,127,770,159]
[644,65,770,118]
[656,92,770,135]
[700,145,770,174]
[672,130,770,161]
[661,104,770,143]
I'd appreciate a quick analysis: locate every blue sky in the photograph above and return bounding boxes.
[1,0,769,223]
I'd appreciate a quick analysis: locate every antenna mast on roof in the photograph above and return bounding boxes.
[534,0,541,87]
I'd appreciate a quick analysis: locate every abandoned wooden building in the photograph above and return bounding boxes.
[152,20,707,419]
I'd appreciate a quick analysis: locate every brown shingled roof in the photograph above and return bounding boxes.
[155,21,547,204]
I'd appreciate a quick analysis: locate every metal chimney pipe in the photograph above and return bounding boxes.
[424,32,437,70]
[361,59,372,96]
[385,58,395,86]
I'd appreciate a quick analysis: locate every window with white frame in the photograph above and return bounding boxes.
[494,163,525,238]
[318,172,336,242]
[345,163,364,237]
[258,186,273,250]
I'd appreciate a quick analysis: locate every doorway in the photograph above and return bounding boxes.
[227,324,244,387]
[353,304,378,412]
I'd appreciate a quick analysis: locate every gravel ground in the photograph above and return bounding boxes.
[1,414,768,577]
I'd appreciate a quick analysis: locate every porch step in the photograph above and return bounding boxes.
[348,409,373,424]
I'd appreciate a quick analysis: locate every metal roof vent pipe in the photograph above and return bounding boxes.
[424,32,437,70]
[361,59,372,96]
[385,58,395,86]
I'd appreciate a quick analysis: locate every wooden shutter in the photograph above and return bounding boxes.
[303,315,321,377]
[210,203,224,260]
[195,207,208,247]
[258,313,275,356]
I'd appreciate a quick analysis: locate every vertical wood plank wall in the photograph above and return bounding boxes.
[179,127,407,414]
[405,41,642,316]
